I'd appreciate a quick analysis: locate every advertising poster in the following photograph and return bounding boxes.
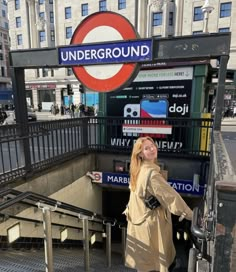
[106,67,193,150]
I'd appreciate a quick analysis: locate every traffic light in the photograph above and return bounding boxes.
[79,84,84,93]
[67,84,73,95]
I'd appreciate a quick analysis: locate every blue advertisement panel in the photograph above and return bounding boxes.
[0,89,13,105]
[85,93,99,106]
[58,39,152,65]
[93,172,204,196]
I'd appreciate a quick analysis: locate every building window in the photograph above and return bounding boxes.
[4,22,8,29]
[17,34,23,45]
[50,30,55,41]
[67,67,73,76]
[49,0,53,3]
[66,27,72,39]
[16,17,21,28]
[118,0,126,10]
[2,9,6,17]
[153,12,162,26]
[65,7,71,19]
[193,31,203,35]
[1,67,5,77]
[99,0,106,11]
[219,27,230,32]
[15,0,20,10]
[39,30,46,42]
[169,12,173,26]
[39,12,45,19]
[220,2,231,18]
[42,68,48,77]
[0,53,3,60]
[193,6,203,21]
[81,3,88,16]
[50,11,54,23]
[51,69,54,77]
[36,69,40,77]
[39,0,44,5]
[0,43,2,50]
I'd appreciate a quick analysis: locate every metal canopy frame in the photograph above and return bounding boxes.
[9,32,231,133]
[8,33,232,271]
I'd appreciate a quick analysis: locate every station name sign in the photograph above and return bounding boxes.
[58,39,152,66]
[91,171,204,196]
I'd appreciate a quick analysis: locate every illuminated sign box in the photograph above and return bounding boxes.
[122,124,172,134]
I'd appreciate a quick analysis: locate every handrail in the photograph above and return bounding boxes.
[0,213,103,234]
[0,188,126,271]
[0,189,116,224]
[191,207,206,240]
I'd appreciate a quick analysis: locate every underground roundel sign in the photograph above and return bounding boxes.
[70,11,141,93]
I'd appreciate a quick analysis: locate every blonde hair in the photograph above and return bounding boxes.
[130,136,157,191]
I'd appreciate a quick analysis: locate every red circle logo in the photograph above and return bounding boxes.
[71,12,140,93]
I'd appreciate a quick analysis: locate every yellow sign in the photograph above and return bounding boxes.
[200,113,212,155]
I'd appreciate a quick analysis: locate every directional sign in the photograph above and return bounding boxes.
[70,11,142,93]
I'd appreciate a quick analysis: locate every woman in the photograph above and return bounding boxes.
[124,136,193,272]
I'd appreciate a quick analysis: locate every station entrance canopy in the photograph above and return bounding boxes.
[9,11,231,131]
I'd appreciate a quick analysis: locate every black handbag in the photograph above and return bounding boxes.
[144,170,161,210]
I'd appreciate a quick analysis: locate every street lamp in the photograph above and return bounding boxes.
[201,0,214,33]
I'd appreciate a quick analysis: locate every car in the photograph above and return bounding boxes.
[27,107,37,122]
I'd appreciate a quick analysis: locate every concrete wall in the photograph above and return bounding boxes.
[95,153,204,181]
[0,153,104,241]
[12,153,96,195]
[0,174,103,241]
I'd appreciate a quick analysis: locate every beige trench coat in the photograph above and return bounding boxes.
[124,161,193,272]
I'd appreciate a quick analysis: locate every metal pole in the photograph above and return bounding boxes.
[106,223,112,268]
[42,207,54,272]
[10,67,31,173]
[121,227,126,265]
[214,55,229,131]
[146,2,151,38]
[82,218,90,271]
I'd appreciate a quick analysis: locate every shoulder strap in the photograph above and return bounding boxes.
[144,170,153,199]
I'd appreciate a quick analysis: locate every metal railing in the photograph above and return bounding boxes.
[0,116,213,185]
[0,188,126,272]
[189,131,236,272]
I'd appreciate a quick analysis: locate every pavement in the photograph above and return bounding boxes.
[36,111,71,121]
[4,110,236,123]
[221,117,236,127]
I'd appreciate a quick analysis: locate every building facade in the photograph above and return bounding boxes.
[0,0,11,109]
[7,0,236,111]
